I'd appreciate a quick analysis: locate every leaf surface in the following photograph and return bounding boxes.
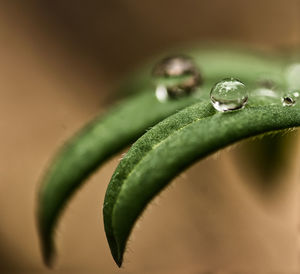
[37,47,286,265]
[103,98,300,266]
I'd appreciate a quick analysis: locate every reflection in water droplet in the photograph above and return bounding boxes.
[282,96,296,106]
[152,55,202,100]
[281,91,298,106]
[210,78,248,112]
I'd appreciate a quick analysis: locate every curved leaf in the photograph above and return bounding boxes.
[37,47,286,266]
[37,89,199,265]
[103,99,300,266]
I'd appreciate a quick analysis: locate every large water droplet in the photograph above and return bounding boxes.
[152,55,202,100]
[210,78,248,112]
[281,91,298,106]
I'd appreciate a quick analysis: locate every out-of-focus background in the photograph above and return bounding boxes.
[1,1,300,273]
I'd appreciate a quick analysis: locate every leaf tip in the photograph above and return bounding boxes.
[43,252,56,268]
[40,240,56,268]
[38,224,56,268]
[115,258,123,268]
[110,244,124,267]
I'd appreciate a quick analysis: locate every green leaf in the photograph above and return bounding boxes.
[103,99,300,266]
[37,89,198,265]
[37,47,286,266]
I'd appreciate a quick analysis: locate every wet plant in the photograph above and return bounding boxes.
[37,45,300,267]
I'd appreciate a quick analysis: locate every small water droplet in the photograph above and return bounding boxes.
[282,92,298,106]
[152,55,202,100]
[210,78,248,112]
[282,96,295,106]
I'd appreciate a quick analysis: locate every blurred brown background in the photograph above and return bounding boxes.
[1,1,300,273]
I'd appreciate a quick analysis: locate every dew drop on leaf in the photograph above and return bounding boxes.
[210,78,248,112]
[152,55,202,100]
[282,93,297,106]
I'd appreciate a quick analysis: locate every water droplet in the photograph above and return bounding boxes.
[281,91,298,106]
[210,78,248,112]
[282,96,295,106]
[152,55,202,100]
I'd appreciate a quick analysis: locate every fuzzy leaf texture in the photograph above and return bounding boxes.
[103,99,300,267]
[37,45,291,266]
